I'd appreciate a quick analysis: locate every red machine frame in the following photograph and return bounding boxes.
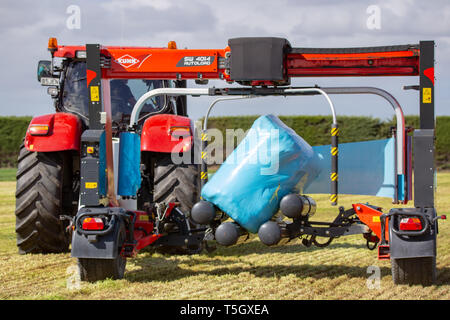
[53,42,421,81]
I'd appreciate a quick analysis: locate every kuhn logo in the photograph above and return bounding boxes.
[115,55,140,68]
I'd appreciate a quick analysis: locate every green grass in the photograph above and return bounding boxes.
[0,168,16,182]
[0,173,449,300]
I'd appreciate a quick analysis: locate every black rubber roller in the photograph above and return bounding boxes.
[215,222,248,246]
[258,221,281,246]
[280,194,316,218]
[280,194,303,218]
[190,200,216,225]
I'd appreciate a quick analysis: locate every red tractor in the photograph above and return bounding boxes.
[16,38,200,257]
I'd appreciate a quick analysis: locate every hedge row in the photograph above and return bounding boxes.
[204,115,450,169]
[0,115,449,168]
[0,116,32,167]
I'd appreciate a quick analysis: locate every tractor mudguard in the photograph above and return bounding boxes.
[141,114,193,153]
[24,112,82,152]
[71,207,128,259]
[388,207,437,259]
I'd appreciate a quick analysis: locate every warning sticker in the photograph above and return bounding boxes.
[372,216,380,223]
[423,87,432,104]
[85,182,98,189]
[90,86,100,102]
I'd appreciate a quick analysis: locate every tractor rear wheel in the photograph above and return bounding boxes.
[15,144,75,254]
[153,154,202,254]
[153,155,200,214]
[391,257,436,286]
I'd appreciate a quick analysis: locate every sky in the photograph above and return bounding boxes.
[0,0,449,121]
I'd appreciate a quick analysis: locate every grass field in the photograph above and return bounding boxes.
[0,171,449,300]
[0,168,16,182]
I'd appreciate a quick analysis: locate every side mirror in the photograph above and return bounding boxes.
[37,60,52,81]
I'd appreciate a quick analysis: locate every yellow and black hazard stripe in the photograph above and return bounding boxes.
[330,172,338,181]
[330,194,338,203]
[200,171,208,180]
[330,123,339,205]
[200,130,209,187]
[331,127,339,136]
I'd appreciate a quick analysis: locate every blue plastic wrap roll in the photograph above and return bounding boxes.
[303,138,396,198]
[201,115,320,233]
[118,132,141,197]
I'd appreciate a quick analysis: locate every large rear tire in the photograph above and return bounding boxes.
[153,155,200,214]
[15,144,74,254]
[391,257,436,286]
[153,154,202,254]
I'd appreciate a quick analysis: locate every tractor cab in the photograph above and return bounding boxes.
[19,38,200,262]
[38,58,183,133]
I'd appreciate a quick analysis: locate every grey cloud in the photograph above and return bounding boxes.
[0,0,448,119]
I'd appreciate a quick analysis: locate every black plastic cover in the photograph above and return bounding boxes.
[228,37,291,81]
[388,207,436,259]
[71,207,125,259]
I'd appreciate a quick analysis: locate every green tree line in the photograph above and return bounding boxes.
[0,117,32,167]
[204,115,450,169]
[0,115,449,168]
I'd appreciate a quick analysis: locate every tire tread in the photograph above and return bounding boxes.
[15,143,70,254]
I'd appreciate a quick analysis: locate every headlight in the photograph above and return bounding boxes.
[47,87,59,98]
[29,124,49,136]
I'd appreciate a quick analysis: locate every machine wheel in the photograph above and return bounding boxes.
[391,257,436,286]
[153,155,200,214]
[78,224,127,282]
[153,154,202,255]
[15,144,74,254]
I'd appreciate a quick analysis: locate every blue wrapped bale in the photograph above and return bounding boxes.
[201,114,319,233]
